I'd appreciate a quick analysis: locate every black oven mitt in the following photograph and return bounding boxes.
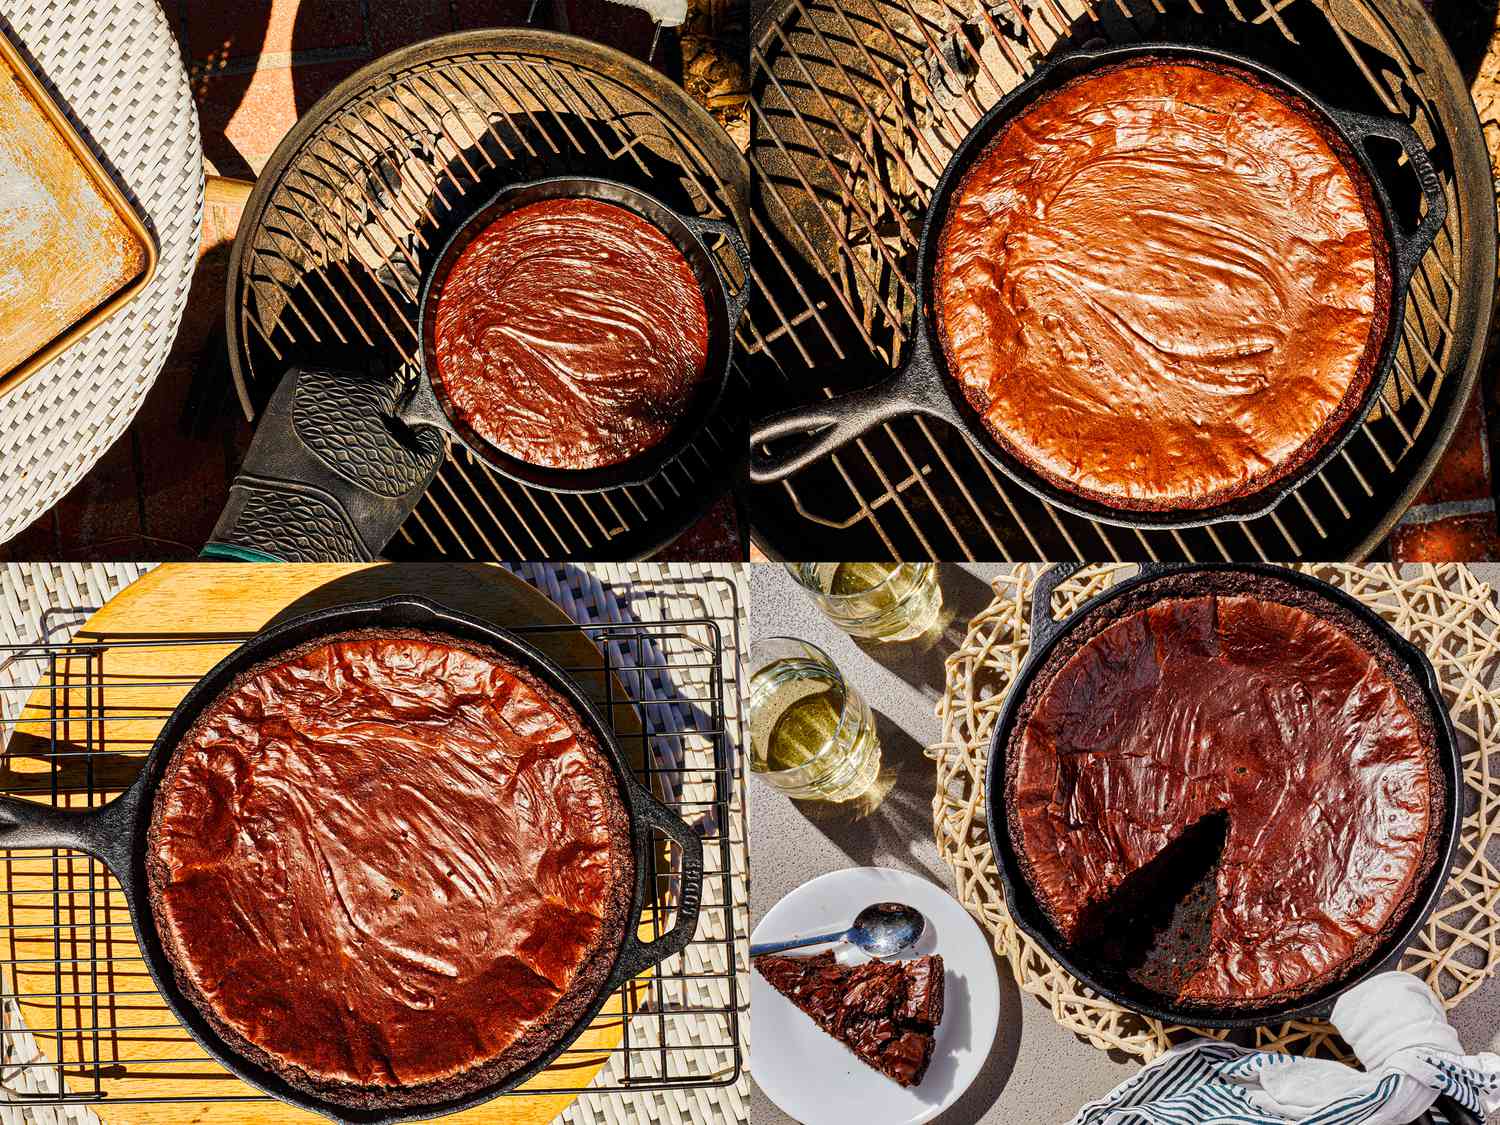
[203,364,444,562]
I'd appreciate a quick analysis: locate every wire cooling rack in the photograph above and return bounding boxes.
[0,571,745,1109]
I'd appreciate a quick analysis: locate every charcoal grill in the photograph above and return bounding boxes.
[746,0,1496,561]
[226,29,751,560]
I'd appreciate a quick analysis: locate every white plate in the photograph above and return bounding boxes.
[751,866,1001,1125]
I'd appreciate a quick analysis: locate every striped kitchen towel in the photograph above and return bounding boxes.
[1069,974,1500,1124]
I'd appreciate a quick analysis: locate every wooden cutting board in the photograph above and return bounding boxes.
[2,563,645,1125]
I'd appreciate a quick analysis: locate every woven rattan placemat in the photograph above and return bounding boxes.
[931,563,1500,1063]
[0,563,748,1125]
[0,3,201,542]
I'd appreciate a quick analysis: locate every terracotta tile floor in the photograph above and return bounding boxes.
[181,0,657,180]
[0,0,742,561]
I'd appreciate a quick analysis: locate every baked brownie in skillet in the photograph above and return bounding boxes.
[147,629,634,1109]
[936,59,1389,512]
[1005,571,1442,1007]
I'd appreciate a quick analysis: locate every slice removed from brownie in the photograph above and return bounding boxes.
[754,951,945,1087]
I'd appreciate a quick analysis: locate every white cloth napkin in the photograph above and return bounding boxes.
[605,0,688,27]
[1068,973,1500,1124]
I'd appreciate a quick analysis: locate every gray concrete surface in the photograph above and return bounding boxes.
[748,563,1500,1125]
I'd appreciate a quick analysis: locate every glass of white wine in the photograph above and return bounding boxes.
[785,563,943,642]
[748,637,880,802]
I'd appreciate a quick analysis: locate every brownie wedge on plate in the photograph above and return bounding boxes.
[754,952,944,1087]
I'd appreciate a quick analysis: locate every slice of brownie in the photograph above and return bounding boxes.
[754,951,945,1087]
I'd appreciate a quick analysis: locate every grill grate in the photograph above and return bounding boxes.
[746,0,1495,561]
[227,30,751,561]
[0,578,746,1104]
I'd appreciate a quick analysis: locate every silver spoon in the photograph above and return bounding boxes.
[750,902,926,958]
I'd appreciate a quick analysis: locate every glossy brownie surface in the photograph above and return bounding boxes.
[147,629,634,1108]
[755,951,945,1087]
[936,59,1388,511]
[433,197,710,470]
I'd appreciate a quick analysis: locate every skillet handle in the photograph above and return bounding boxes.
[1420,1094,1484,1125]
[1030,563,1184,646]
[610,786,706,985]
[682,215,753,327]
[205,364,445,563]
[0,792,135,877]
[1331,110,1447,285]
[1028,563,1083,650]
[750,342,952,485]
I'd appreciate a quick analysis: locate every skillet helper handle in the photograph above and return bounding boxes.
[204,364,444,562]
[1028,563,1084,649]
[1030,563,1186,646]
[1421,1095,1484,1125]
[1333,110,1447,283]
[682,215,753,326]
[610,787,705,985]
[0,793,134,875]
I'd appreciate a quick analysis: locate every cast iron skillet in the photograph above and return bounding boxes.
[203,175,751,561]
[402,175,752,494]
[749,42,1448,530]
[0,595,705,1124]
[983,563,1477,1125]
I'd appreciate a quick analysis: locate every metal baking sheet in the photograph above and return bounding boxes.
[0,28,158,394]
